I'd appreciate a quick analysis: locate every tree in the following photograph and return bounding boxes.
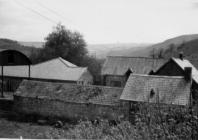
[39,23,88,65]
[30,24,104,84]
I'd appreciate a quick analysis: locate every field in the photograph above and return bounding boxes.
[0,103,197,139]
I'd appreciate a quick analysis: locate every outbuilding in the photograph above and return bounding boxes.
[101,56,167,87]
[154,55,198,105]
[0,49,31,97]
[0,57,93,93]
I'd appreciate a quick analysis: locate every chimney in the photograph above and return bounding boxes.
[184,67,192,81]
[179,52,184,60]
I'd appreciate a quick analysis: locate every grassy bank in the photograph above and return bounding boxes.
[0,103,197,139]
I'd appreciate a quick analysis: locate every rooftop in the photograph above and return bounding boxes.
[0,57,89,81]
[171,57,198,84]
[120,74,191,105]
[101,56,167,75]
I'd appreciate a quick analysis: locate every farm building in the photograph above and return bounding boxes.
[0,57,93,93]
[120,74,191,106]
[154,56,198,104]
[101,56,167,87]
[30,57,93,85]
[13,80,128,121]
[0,49,31,96]
[0,49,31,66]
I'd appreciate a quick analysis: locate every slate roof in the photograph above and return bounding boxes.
[171,58,198,84]
[0,57,90,82]
[31,57,87,81]
[101,56,167,75]
[120,74,191,105]
[15,80,123,106]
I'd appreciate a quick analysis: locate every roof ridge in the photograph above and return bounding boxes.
[58,57,70,67]
[34,57,59,65]
[131,74,185,79]
[107,55,167,60]
[58,57,85,69]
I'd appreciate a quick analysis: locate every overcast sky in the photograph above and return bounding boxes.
[0,0,198,44]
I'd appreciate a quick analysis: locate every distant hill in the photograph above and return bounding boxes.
[4,34,198,61]
[0,39,39,57]
[87,34,198,58]
[87,43,151,58]
[162,39,198,68]
[127,34,198,57]
[19,41,151,58]
[19,41,44,48]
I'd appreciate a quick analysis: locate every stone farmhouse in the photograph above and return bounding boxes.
[101,56,167,87]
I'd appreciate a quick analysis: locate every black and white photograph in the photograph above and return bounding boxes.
[0,0,198,139]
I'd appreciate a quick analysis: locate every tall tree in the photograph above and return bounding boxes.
[31,24,104,84]
[41,23,88,65]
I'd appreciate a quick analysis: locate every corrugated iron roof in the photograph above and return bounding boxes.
[15,80,123,106]
[172,58,198,84]
[0,57,89,81]
[120,74,191,105]
[101,56,167,75]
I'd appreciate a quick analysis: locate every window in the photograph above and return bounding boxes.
[150,88,155,98]
[8,53,14,64]
[110,80,122,87]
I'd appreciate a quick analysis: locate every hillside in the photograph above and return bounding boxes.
[19,41,44,48]
[162,39,198,68]
[88,43,150,58]
[127,34,198,57]
[19,41,151,58]
[0,39,39,57]
[3,34,198,60]
[87,34,198,58]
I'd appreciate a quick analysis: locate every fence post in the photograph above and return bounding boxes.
[28,64,31,79]
[1,65,4,98]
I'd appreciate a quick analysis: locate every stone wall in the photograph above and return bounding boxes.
[13,80,129,121]
[14,96,129,121]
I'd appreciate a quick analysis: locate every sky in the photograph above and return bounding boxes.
[0,0,198,44]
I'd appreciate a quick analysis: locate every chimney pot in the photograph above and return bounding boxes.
[179,52,184,60]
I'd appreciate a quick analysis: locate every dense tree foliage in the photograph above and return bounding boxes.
[32,24,87,64]
[30,24,103,84]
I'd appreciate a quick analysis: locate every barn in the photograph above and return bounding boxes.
[0,57,93,95]
[101,56,167,87]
